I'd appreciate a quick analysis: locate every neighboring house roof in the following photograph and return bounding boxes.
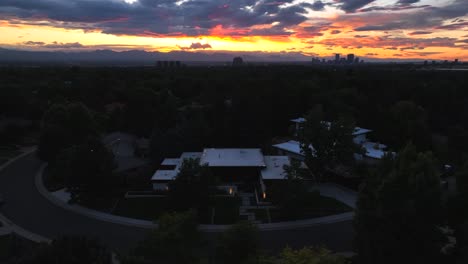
[272,140,310,156]
[200,148,266,167]
[290,117,306,123]
[353,127,372,135]
[290,117,372,136]
[362,141,388,159]
[272,140,302,155]
[261,156,290,180]
[151,170,178,181]
[161,158,182,166]
[180,152,203,160]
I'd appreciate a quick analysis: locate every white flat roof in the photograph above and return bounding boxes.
[353,127,372,135]
[291,117,306,123]
[161,158,181,166]
[362,141,387,159]
[151,169,178,181]
[261,156,290,180]
[272,140,304,156]
[200,148,266,167]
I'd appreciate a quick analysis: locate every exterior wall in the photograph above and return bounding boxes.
[152,182,169,191]
[353,134,367,145]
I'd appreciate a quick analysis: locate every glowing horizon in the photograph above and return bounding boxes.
[0,0,467,60]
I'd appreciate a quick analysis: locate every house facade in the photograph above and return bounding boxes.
[151,148,290,198]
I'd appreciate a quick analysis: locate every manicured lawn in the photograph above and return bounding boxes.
[112,197,169,221]
[269,195,352,222]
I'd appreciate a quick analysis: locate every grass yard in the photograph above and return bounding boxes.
[112,197,169,221]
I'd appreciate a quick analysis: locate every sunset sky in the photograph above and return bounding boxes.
[0,0,467,60]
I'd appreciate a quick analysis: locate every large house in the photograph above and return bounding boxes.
[273,118,390,164]
[152,148,290,197]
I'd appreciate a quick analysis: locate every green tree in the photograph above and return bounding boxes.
[56,137,116,202]
[278,246,347,264]
[388,100,431,151]
[300,106,359,183]
[132,211,201,264]
[38,102,99,162]
[20,236,111,264]
[269,161,313,220]
[354,143,445,264]
[216,221,260,264]
[168,158,216,211]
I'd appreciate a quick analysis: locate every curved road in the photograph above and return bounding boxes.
[0,153,354,253]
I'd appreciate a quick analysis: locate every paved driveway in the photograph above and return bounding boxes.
[0,153,354,253]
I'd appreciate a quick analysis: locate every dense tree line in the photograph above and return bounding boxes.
[1,65,467,164]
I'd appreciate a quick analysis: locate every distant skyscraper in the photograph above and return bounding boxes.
[347,54,355,64]
[335,54,340,62]
[232,57,244,66]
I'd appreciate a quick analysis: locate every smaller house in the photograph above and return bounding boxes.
[102,132,149,172]
[274,117,390,164]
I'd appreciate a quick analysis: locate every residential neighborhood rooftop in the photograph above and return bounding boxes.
[353,127,372,135]
[261,156,291,180]
[200,148,266,167]
[272,140,303,155]
[151,169,178,181]
[161,158,182,166]
[362,141,388,159]
[290,117,372,136]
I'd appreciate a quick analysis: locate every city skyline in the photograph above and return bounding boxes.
[0,0,467,60]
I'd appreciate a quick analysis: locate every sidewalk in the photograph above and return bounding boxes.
[0,146,37,171]
[0,213,51,243]
[36,164,354,232]
[311,183,357,209]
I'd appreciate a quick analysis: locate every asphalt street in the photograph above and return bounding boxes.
[0,153,354,254]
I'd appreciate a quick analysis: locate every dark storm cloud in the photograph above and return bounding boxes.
[23,41,84,49]
[178,42,212,50]
[408,31,432,35]
[352,0,468,32]
[335,0,376,13]
[0,0,310,37]
[397,0,420,5]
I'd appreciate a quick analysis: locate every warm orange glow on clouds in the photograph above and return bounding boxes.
[0,0,466,60]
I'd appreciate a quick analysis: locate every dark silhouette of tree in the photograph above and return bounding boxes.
[168,158,216,211]
[216,221,260,264]
[38,102,99,162]
[300,105,359,183]
[131,211,201,264]
[355,143,446,264]
[55,137,116,202]
[19,236,111,264]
